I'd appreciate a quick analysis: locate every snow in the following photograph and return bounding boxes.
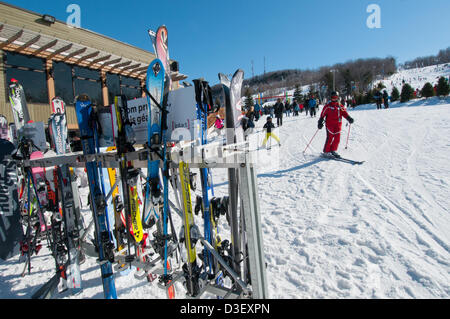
[1,98,450,299]
[377,64,450,94]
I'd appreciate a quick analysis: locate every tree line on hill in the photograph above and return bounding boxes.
[400,47,450,70]
[210,47,450,109]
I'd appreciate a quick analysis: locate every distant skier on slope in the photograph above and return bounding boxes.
[308,96,317,117]
[383,90,389,109]
[317,91,354,158]
[274,98,284,127]
[254,103,261,121]
[261,117,281,148]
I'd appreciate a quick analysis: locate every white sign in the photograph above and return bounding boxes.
[18,121,47,151]
[126,97,149,145]
[104,88,198,146]
[166,86,198,141]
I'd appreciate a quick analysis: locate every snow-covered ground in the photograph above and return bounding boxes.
[1,96,449,299]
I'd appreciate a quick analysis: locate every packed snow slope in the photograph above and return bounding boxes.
[0,97,449,299]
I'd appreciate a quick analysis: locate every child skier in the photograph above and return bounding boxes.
[318,91,354,158]
[213,114,224,135]
[261,117,281,148]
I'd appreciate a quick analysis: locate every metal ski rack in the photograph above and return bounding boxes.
[18,139,269,299]
[169,140,269,299]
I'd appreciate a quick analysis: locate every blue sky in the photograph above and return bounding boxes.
[4,0,450,85]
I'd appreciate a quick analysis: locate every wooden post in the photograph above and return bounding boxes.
[101,70,109,106]
[46,59,55,103]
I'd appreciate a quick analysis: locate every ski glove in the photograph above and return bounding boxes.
[348,116,354,124]
[318,118,324,129]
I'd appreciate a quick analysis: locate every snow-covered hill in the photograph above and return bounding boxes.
[255,63,450,106]
[1,97,449,299]
[376,64,450,94]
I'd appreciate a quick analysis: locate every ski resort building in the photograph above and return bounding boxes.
[0,2,186,130]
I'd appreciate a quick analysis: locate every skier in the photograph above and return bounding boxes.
[284,100,291,117]
[317,91,354,158]
[299,102,304,114]
[292,100,300,116]
[213,114,224,135]
[374,90,383,110]
[261,117,281,148]
[254,103,261,122]
[274,98,284,127]
[308,96,317,117]
[382,90,389,109]
[241,112,255,137]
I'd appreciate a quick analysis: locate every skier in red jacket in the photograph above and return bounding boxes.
[318,91,354,158]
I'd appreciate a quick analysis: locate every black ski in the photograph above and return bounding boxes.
[321,154,364,165]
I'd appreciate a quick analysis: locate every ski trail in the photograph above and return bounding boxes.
[354,171,449,254]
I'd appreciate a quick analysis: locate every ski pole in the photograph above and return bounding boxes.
[303,129,319,154]
[345,124,351,149]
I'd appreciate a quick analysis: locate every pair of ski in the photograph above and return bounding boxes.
[219,70,246,286]
[32,97,85,299]
[8,81,82,296]
[320,153,365,165]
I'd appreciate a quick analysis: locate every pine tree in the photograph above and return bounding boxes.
[391,87,400,102]
[364,89,374,104]
[243,88,254,111]
[293,85,303,103]
[377,82,386,90]
[400,83,414,103]
[436,76,450,96]
[421,82,434,98]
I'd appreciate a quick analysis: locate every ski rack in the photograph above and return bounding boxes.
[18,140,269,299]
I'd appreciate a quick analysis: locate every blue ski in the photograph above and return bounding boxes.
[75,94,117,299]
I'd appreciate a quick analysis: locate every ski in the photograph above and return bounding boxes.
[113,95,151,283]
[8,79,30,131]
[31,264,66,299]
[178,160,201,297]
[320,153,365,165]
[193,79,216,279]
[144,57,176,297]
[0,138,22,261]
[74,94,117,299]
[0,114,8,140]
[49,99,83,295]
[219,70,243,278]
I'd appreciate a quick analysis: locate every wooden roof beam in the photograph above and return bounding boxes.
[75,51,100,65]
[128,66,149,76]
[47,43,73,60]
[119,63,141,74]
[109,60,131,72]
[14,34,41,53]
[87,54,111,67]
[62,47,87,62]
[101,57,122,67]
[0,29,24,50]
[33,39,58,56]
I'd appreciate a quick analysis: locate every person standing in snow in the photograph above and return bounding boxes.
[308,96,317,117]
[382,90,389,109]
[274,98,284,127]
[284,100,291,117]
[317,91,354,158]
[292,100,300,116]
[261,116,281,148]
[374,90,383,110]
[213,114,224,135]
[254,103,261,121]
